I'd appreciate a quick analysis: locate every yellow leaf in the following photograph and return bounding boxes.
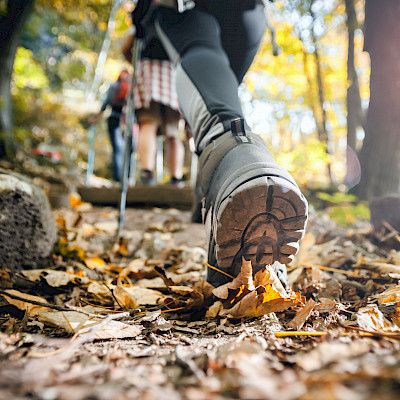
[209,259,304,318]
[69,192,82,208]
[212,258,255,300]
[85,257,107,270]
[261,284,283,303]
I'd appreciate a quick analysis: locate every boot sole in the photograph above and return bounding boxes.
[214,176,308,276]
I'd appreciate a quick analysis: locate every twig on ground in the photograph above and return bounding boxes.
[206,263,234,279]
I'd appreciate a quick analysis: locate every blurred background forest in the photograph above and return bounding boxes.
[0,0,399,225]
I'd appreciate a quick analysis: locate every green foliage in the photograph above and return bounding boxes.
[316,191,370,226]
[316,192,358,204]
[13,48,48,90]
[328,203,370,226]
[57,52,89,83]
[274,138,331,187]
[12,88,86,164]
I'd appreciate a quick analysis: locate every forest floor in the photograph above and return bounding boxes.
[0,203,399,400]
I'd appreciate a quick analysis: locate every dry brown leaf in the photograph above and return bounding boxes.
[117,259,148,285]
[314,298,337,313]
[135,277,166,288]
[94,220,118,234]
[113,286,139,309]
[38,311,142,338]
[287,298,316,330]
[357,304,400,333]
[118,286,163,306]
[393,304,400,327]
[376,285,400,305]
[212,258,254,300]
[1,290,50,316]
[292,232,319,267]
[223,289,303,318]
[209,260,304,318]
[293,341,372,372]
[38,311,89,333]
[20,269,86,287]
[87,281,114,300]
[206,301,224,318]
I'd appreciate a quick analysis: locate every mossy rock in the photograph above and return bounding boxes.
[0,168,57,268]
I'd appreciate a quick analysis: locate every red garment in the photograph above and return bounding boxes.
[134,58,179,112]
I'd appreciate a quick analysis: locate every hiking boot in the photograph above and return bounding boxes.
[169,176,185,188]
[199,118,308,288]
[140,169,155,186]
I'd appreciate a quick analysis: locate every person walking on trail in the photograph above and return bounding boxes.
[134,0,308,288]
[94,69,130,182]
[123,14,185,186]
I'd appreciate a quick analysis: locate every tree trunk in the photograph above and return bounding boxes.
[0,0,34,158]
[344,0,363,188]
[344,0,362,153]
[309,0,334,185]
[355,0,400,199]
[87,0,123,101]
[302,49,322,137]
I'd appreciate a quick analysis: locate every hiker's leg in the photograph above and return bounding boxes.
[163,107,184,181]
[155,5,243,152]
[166,137,184,182]
[137,122,157,171]
[107,116,122,181]
[155,3,307,287]
[114,126,124,182]
[137,103,161,183]
[207,0,266,82]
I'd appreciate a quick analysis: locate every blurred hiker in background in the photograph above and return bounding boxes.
[93,69,130,182]
[123,9,184,187]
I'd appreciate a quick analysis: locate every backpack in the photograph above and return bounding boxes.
[112,75,130,104]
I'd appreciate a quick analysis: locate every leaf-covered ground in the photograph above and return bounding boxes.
[1,203,399,400]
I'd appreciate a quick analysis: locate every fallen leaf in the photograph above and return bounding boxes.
[85,257,107,271]
[206,301,224,318]
[69,192,82,208]
[115,286,163,306]
[93,220,118,234]
[38,311,142,338]
[314,298,337,313]
[113,286,139,309]
[20,269,86,287]
[135,277,166,288]
[1,290,50,316]
[376,285,400,305]
[38,311,89,333]
[209,260,304,318]
[212,258,254,300]
[69,192,92,211]
[87,281,114,300]
[357,304,400,333]
[293,340,372,372]
[287,299,317,330]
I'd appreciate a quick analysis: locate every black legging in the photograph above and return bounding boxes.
[154,0,266,152]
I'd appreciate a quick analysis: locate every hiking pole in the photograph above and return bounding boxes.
[85,123,97,185]
[117,38,142,237]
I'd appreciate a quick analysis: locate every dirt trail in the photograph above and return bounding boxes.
[0,206,399,400]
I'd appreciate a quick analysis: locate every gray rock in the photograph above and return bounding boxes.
[0,169,57,268]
